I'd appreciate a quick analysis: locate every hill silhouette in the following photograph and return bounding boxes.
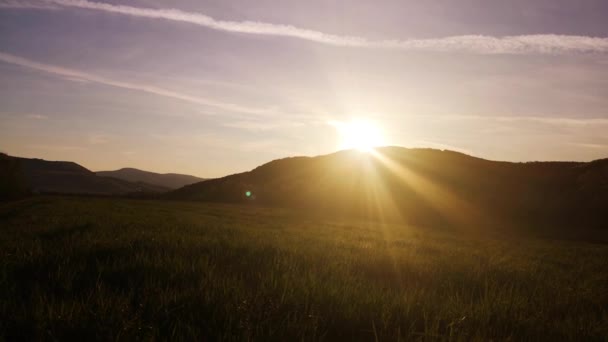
[0,153,29,199]
[0,154,168,196]
[168,147,608,229]
[96,168,205,189]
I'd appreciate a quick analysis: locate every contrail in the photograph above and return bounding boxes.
[0,52,272,115]
[28,0,608,54]
[0,0,57,9]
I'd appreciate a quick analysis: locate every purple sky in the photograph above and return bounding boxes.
[1,0,608,177]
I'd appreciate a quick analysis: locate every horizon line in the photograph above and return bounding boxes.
[4,145,606,180]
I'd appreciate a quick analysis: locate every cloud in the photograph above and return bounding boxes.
[25,114,48,119]
[88,133,109,144]
[27,144,86,151]
[0,52,272,115]
[568,142,608,150]
[442,115,608,126]
[0,0,57,9]
[15,0,604,54]
[223,120,306,132]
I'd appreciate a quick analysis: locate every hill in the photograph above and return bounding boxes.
[96,168,205,190]
[0,153,168,196]
[168,147,608,229]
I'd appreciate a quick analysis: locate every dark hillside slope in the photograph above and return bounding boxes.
[0,153,29,199]
[97,168,205,189]
[169,147,608,228]
[0,155,168,195]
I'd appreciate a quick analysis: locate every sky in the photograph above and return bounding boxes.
[1,0,608,177]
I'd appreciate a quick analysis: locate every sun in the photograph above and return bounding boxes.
[337,119,385,152]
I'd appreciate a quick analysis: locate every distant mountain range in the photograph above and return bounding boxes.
[3,148,608,229]
[168,147,608,229]
[96,168,205,190]
[0,153,203,197]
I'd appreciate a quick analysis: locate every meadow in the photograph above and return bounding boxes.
[1,197,607,341]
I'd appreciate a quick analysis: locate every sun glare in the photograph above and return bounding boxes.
[337,119,385,152]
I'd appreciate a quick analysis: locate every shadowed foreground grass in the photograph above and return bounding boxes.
[1,197,607,341]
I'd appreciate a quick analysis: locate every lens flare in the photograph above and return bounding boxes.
[337,119,385,152]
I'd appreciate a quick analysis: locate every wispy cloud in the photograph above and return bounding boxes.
[25,114,48,120]
[27,144,86,151]
[88,133,110,144]
[0,0,57,9]
[0,52,272,115]
[442,115,608,126]
[223,120,306,132]
[9,0,602,54]
[568,142,608,150]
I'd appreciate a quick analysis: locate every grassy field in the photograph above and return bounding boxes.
[1,197,607,341]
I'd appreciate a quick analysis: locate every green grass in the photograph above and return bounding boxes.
[1,197,607,341]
